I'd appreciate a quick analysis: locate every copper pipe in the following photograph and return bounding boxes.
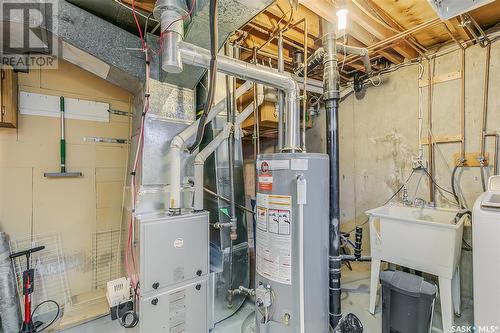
[484,134,499,176]
[252,48,260,158]
[480,44,491,161]
[427,59,435,202]
[442,23,465,50]
[302,18,308,151]
[343,18,441,66]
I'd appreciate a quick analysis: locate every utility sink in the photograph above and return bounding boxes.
[366,204,467,333]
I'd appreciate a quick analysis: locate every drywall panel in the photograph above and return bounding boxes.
[39,60,130,102]
[0,167,32,240]
[0,59,131,302]
[33,167,96,295]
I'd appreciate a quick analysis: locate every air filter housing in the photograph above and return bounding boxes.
[428,0,495,20]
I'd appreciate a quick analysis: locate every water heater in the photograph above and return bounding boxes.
[255,153,329,333]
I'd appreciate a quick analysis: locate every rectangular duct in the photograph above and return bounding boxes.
[427,0,495,20]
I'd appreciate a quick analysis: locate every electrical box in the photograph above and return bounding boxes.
[0,65,18,128]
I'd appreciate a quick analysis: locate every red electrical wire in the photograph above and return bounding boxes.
[125,50,151,291]
[126,0,196,292]
[149,0,197,55]
[131,0,146,49]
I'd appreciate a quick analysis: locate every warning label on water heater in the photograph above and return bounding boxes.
[256,193,292,285]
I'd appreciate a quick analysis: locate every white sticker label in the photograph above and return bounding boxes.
[291,159,309,171]
[257,160,290,171]
[255,193,293,285]
[174,238,184,248]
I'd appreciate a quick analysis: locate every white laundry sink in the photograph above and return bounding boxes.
[366,204,467,333]
[366,204,464,278]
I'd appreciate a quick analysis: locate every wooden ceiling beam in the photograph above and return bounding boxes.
[252,11,318,52]
[121,0,155,13]
[347,22,403,64]
[363,0,427,53]
[299,0,419,60]
[345,1,419,59]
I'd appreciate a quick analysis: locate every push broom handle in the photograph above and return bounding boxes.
[60,96,66,173]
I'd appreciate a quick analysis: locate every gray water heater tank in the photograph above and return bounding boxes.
[255,153,329,333]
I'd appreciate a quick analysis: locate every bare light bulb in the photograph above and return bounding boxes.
[336,8,348,32]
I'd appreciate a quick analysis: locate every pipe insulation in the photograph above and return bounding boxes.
[178,41,301,152]
[0,232,21,333]
[169,81,253,209]
[193,86,265,211]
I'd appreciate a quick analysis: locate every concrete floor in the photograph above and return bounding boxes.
[62,263,473,333]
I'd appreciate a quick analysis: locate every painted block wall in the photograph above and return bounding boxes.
[0,60,132,299]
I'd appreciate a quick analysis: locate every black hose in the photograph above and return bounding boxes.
[451,165,464,209]
[31,299,60,332]
[480,164,487,192]
[188,0,218,153]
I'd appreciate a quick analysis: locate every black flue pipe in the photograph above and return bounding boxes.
[326,98,342,328]
[322,20,342,329]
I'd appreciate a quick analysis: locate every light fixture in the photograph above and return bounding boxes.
[336,1,348,33]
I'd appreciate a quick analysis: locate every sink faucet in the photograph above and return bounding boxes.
[413,197,427,208]
[402,186,412,206]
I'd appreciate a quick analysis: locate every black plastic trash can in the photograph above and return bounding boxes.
[380,270,438,333]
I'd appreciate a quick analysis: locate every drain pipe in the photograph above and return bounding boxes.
[193,88,265,211]
[323,20,342,329]
[178,41,301,152]
[169,81,253,210]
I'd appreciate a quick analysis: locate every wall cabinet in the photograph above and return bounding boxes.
[0,65,18,128]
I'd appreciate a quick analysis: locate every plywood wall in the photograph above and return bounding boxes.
[0,60,132,298]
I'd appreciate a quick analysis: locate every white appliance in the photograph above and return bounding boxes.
[472,175,500,327]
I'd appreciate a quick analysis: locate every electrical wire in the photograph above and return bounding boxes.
[420,167,457,199]
[31,300,60,332]
[131,0,146,49]
[383,169,416,206]
[112,0,158,21]
[149,0,197,56]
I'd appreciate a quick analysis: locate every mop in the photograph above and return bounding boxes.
[44,96,83,178]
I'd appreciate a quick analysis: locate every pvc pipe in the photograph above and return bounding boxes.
[193,89,264,211]
[194,123,231,211]
[169,81,253,209]
[179,41,301,152]
[338,44,372,74]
